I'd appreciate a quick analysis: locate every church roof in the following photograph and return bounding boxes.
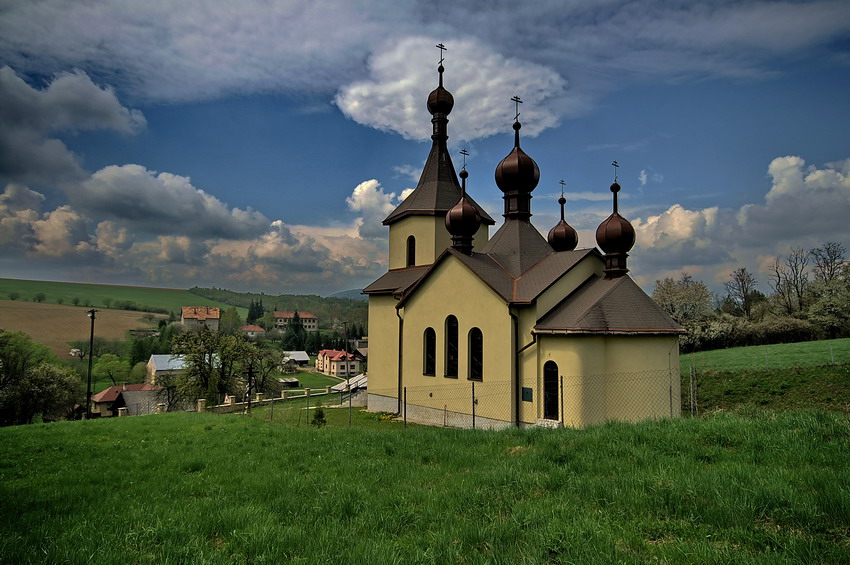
[362,265,430,296]
[479,218,553,277]
[534,275,684,335]
[514,249,598,302]
[382,143,495,225]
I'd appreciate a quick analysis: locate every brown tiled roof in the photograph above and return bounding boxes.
[181,306,220,320]
[534,275,685,334]
[241,325,265,332]
[514,249,599,302]
[273,311,317,319]
[480,219,554,277]
[383,142,495,226]
[91,383,162,404]
[318,349,364,362]
[362,265,430,295]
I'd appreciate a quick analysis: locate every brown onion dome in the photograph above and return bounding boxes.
[548,196,578,251]
[427,65,454,115]
[446,169,481,237]
[595,182,635,254]
[495,121,540,194]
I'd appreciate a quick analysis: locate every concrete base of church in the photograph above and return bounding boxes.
[368,393,513,430]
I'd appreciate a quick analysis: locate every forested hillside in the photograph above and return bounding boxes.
[189,287,367,330]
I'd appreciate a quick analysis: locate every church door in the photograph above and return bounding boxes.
[543,361,559,420]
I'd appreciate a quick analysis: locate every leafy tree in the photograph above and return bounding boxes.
[103,298,112,308]
[311,401,327,428]
[305,330,322,354]
[219,307,243,335]
[33,292,46,303]
[8,291,19,300]
[652,273,713,326]
[259,311,276,331]
[129,362,148,383]
[0,331,78,425]
[724,267,759,320]
[171,329,252,402]
[56,298,63,305]
[92,353,131,386]
[71,297,80,306]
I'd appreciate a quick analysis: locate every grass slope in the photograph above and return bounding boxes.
[681,338,850,371]
[1,411,848,564]
[0,278,236,314]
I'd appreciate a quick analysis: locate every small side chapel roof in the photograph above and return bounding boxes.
[362,265,430,296]
[534,275,685,335]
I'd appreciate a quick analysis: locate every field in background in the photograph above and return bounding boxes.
[0,410,847,563]
[0,300,162,358]
[680,338,850,371]
[0,278,238,315]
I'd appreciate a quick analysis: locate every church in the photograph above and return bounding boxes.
[364,58,683,429]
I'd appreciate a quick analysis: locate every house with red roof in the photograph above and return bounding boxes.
[90,383,163,417]
[274,311,318,331]
[181,306,220,332]
[241,324,266,339]
[316,349,364,377]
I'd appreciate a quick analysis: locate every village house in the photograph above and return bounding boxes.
[145,354,186,385]
[364,59,683,429]
[241,324,266,339]
[316,349,364,377]
[274,311,318,331]
[181,306,220,332]
[90,383,163,417]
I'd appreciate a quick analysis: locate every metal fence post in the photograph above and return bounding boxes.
[560,375,564,426]
[403,386,407,428]
[347,382,352,428]
[689,366,696,417]
[472,381,476,430]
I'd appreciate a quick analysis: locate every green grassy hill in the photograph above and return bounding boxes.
[1,411,847,564]
[0,278,244,315]
[681,338,850,371]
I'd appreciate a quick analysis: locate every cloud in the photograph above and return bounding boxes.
[346,179,400,239]
[628,155,850,290]
[0,67,145,186]
[76,164,269,239]
[336,36,568,142]
[639,170,648,186]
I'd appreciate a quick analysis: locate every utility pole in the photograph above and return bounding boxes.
[84,309,98,419]
[342,320,349,378]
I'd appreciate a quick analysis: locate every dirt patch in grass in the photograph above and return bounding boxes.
[0,300,162,357]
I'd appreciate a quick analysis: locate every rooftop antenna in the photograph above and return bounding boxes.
[612,160,619,182]
[436,43,446,65]
[511,95,523,121]
[459,148,469,171]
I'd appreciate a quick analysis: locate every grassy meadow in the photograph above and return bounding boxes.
[681,338,850,371]
[1,410,848,564]
[0,277,238,315]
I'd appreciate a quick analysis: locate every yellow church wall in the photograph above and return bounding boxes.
[388,216,490,269]
[399,256,513,425]
[366,295,401,411]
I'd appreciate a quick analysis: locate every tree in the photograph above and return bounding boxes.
[724,267,759,320]
[0,331,78,425]
[33,292,46,303]
[652,273,713,326]
[92,353,131,386]
[811,241,846,285]
[769,248,810,316]
[7,291,19,300]
[171,329,253,402]
[219,307,243,335]
[129,362,147,383]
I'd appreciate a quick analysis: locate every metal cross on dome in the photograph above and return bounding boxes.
[436,43,446,65]
[559,179,566,197]
[459,148,469,170]
[511,95,522,121]
[612,160,619,182]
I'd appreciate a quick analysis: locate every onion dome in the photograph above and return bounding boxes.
[596,181,635,278]
[548,195,578,252]
[427,65,454,116]
[494,120,540,219]
[446,169,481,255]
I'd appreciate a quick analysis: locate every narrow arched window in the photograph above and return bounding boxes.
[423,327,436,376]
[444,315,458,378]
[406,235,416,267]
[468,327,483,381]
[543,361,559,420]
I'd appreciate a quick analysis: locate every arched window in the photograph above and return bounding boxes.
[406,235,416,267]
[468,327,483,381]
[423,327,436,376]
[543,361,559,420]
[444,315,458,378]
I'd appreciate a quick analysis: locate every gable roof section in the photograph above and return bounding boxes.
[149,354,186,371]
[181,306,220,320]
[480,219,554,277]
[362,265,430,296]
[535,275,685,335]
[92,383,162,404]
[514,248,599,303]
[383,143,495,226]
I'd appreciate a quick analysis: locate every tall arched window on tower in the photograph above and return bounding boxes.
[543,361,559,421]
[444,315,458,378]
[423,327,436,376]
[468,327,483,381]
[406,235,416,267]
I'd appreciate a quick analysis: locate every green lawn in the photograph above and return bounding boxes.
[0,277,243,315]
[1,410,847,564]
[681,337,850,371]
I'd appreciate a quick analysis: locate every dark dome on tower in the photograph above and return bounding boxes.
[595,182,635,254]
[548,196,578,252]
[446,170,481,237]
[495,122,539,194]
[427,65,454,115]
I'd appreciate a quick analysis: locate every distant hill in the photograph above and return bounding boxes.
[328,289,366,301]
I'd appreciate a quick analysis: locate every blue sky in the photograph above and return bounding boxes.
[1,1,849,296]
